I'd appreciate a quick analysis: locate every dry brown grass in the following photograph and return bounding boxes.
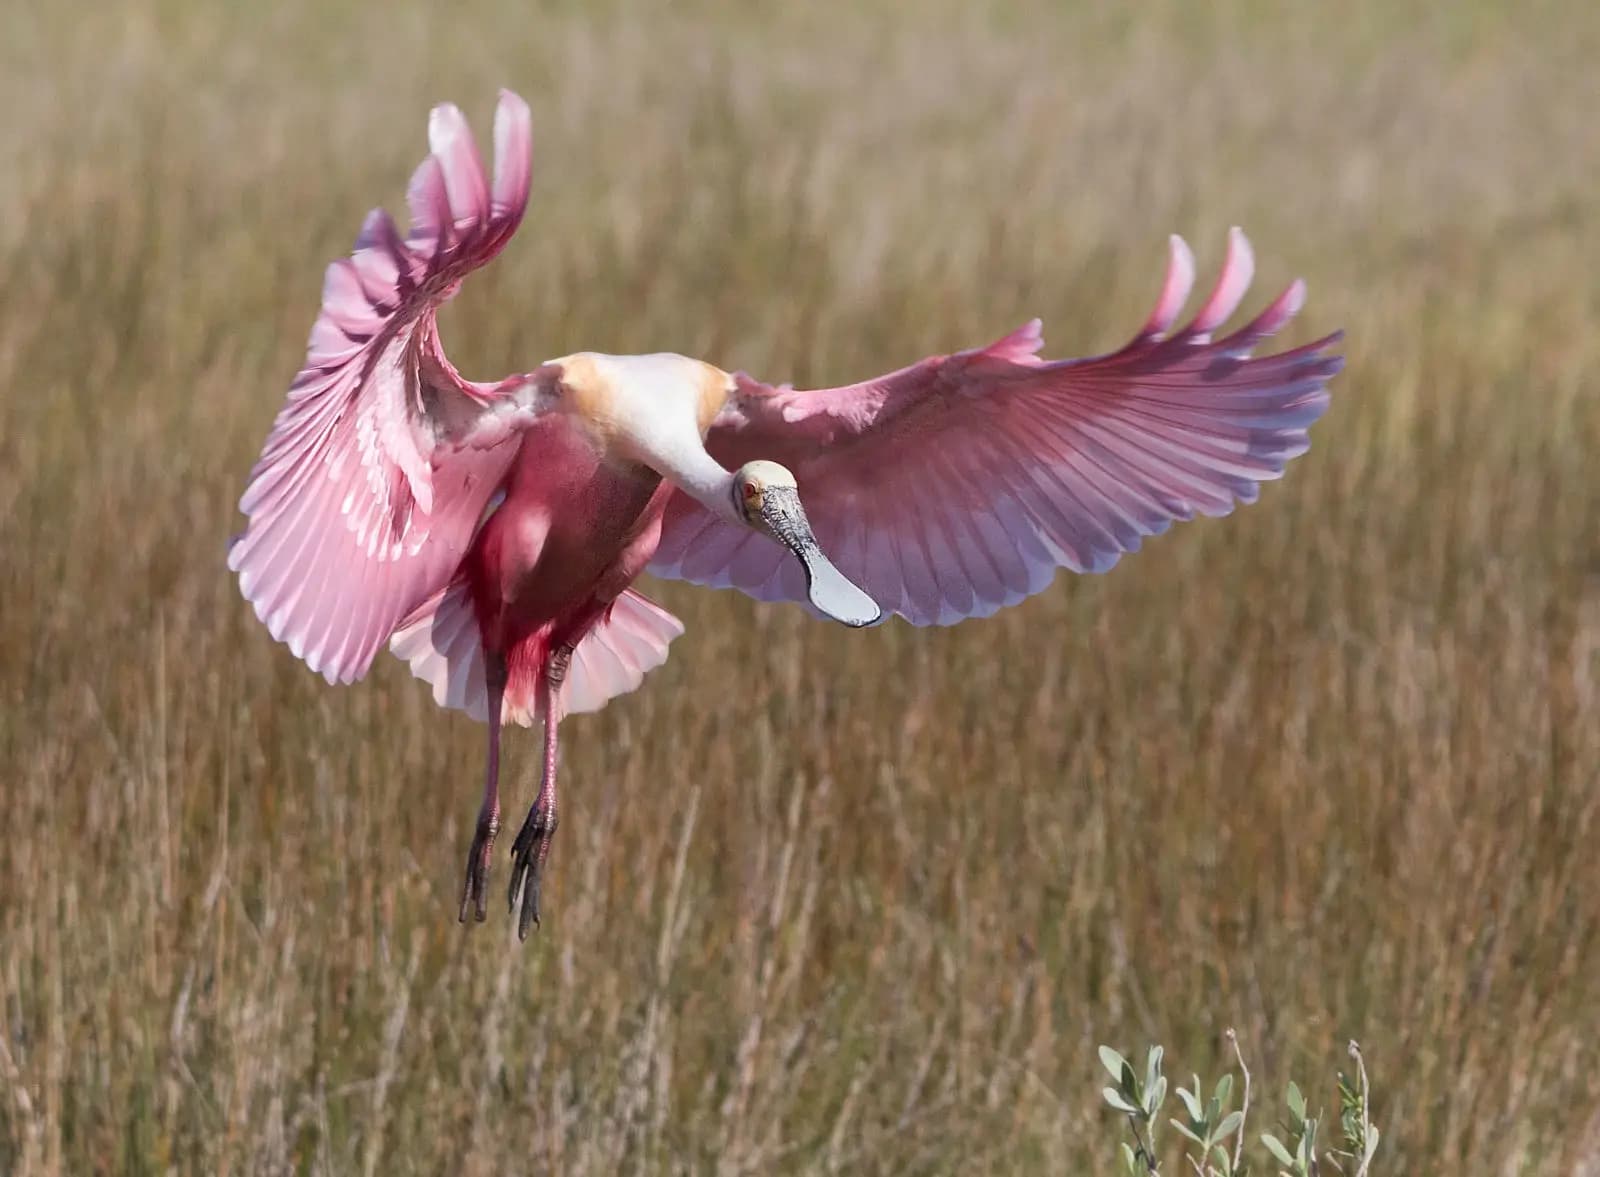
[2,1,1599,1172]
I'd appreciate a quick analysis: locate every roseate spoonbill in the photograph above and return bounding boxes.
[229,91,1343,937]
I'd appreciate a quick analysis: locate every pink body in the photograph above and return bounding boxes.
[469,418,670,715]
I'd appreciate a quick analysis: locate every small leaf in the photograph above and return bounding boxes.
[1213,1143,1235,1174]
[1215,1074,1234,1107]
[1216,1110,1244,1141]
[1170,1119,1205,1146]
[1104,1086,1140,1114]
[1100,1046,1131,1083]
[1121,1061,1141,1099]
[1176,1085,1203,1121]
[1286,1082,1306,1124]
[1146,1045,1165,1097]
[1120,1141,1139,1175]
[1145,1074,1168,1117]
[1262,1133,1295,1167]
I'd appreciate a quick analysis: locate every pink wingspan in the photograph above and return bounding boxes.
[228,91,534,683]
[650,228,1343,625]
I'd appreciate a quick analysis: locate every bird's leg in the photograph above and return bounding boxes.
[460,651,508,924]
[508,644,571,939]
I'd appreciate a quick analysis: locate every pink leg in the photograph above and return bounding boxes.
[459,652,507,923]
[507,644,571,939]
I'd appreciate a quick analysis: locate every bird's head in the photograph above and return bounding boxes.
[732,460,881,628]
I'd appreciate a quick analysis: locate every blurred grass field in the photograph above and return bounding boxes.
[3,0,1599,1172]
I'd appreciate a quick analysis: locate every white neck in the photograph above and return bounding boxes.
[662,444,742,518]
[575,351,746,523]
[640,430,743,523]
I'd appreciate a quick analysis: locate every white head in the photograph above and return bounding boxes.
[729,460,881,628]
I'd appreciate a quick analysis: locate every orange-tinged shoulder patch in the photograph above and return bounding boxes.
[695,363,732,435]
[556,353,618,441]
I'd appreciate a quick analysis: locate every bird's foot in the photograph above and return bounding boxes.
[458,807,500,924]
[507,803,559,940]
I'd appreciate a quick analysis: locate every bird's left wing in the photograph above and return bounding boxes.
[229,91,549,683]
[649,230,1343,625]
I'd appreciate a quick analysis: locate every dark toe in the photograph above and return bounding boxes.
[506,806,558,938]
[459,821,498,926]
[516,874,542,940]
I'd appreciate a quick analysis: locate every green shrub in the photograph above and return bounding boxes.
[1100,1034,1378,1176]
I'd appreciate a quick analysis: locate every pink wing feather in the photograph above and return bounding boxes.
[229,91,535,682]
[650,229,1343,625]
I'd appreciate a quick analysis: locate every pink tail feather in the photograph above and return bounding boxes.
[389,583,684,726]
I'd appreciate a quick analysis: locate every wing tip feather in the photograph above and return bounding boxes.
[1141,235,1196,338]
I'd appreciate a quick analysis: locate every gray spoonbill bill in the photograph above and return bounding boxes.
[228,91,1344,937]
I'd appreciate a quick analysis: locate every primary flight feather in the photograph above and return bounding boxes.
[230,90,1343,936]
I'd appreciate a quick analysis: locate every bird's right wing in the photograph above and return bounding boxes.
[651,231,1343,626]
[229,90,547,683]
